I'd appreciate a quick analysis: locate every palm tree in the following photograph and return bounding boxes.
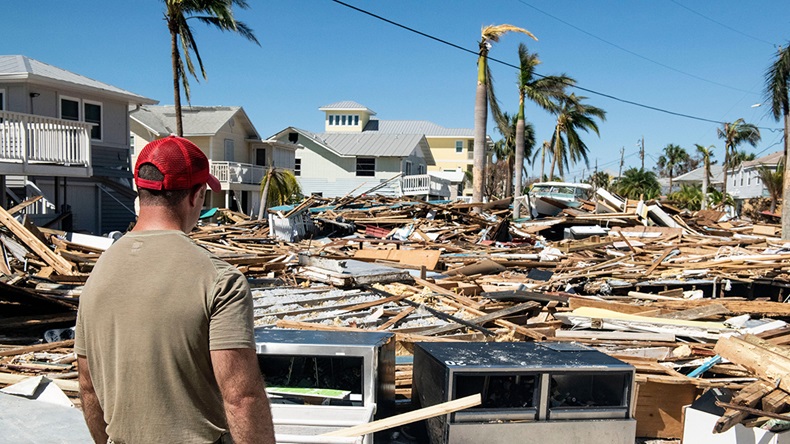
[164,0,259,136]
[588,171,611,190]
[695,144,715,210]
[473,24,536,208]
[615,168,661,200]
[493,113,536,199]
[512,43,571,218]
[765,43,790,238]
[756,161,784,214]
[730,150,757,167]
[257,167,302,219]
[656,144,689,194]
[669,183,703,211]
[548,93,606,180]
[717,118,761,196]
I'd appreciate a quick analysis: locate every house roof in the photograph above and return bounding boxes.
[674,164,724,185]
[363,119,474,137]
[277,127,435,165]
[741,150,782,169]
[130,105,260,139]
[319,101,376,115]
[0,55,156,105]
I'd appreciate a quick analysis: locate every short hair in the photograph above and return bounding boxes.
[137,163,198,206]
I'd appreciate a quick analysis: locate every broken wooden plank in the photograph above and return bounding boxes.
[420,301,540,336]
[652,303,730,321]
[0,205,73,275]
[714,335,790,393]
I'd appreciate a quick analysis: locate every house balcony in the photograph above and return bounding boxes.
[0,111,93,177]
[401,173,452,199]
[210,161,266,191]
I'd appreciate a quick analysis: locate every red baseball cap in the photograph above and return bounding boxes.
[134,136,220,192]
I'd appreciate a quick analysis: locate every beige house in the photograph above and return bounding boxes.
[130,105,297,216]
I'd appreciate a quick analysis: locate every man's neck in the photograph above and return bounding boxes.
[133,206,189,233]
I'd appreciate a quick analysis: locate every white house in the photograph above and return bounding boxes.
[727,151,782,200]
[0,55,157,234]
[130,105,297,216]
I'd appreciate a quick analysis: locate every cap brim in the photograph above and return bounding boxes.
[207,174,221,193]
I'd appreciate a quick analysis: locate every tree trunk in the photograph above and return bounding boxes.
[669,174,673,195]
[722,143,730,197]
[781,112,790,239]
[170,28,183,137]
[701,159,710,210]
[540,141,546,181]
[472,79,488,210]
[513,101,526,219]
[257,167,274,220]
[504,156,513,198]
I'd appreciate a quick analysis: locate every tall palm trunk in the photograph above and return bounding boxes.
[472,55,488,209]
[170,27,184,137]
[505,156,514,198]
[701,158,710,210]
[540,141,546,180]
[548,126,561,180]
[257,167,274,220]
[513,97,526,218]
[668,173,674,195]
[782,112,790,238]
[721,138,730,196]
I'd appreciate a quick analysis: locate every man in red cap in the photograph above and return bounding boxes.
[75,136,275,443]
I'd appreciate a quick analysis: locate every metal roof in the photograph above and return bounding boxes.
[280,127,434,164]
[363,119,474,137]
[740,150,782,169]
[130,105,260,138]
[0,55,156,104]
[674,164,724,185]
[318,101,376,115]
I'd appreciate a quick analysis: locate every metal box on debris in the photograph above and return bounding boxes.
[412,341,636,444]
[255,329,395,444]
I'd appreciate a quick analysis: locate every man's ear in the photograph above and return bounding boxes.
[188,185,205,207]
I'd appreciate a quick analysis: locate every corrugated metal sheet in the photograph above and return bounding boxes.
[0,55,155,103]
[318,101,375,114]
[363,119,473,137]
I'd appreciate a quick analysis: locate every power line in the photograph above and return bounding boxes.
[514,0,758,95]
[667,0,778,48]
[329,0,782,132]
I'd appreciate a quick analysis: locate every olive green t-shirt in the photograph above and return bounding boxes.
[75,230,256,444]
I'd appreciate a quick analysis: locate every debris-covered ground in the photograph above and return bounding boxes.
[2,190,790,441]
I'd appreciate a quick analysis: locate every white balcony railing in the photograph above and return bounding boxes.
[401,174,452,198]
[0,111,92,167]
[210,161,266,187]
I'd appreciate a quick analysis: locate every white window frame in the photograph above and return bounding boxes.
[83,99,103,141]
[294,158,301,176]
[59,95,81,121]
[455,140,463,153]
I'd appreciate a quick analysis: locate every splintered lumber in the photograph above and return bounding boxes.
[419,301,540,336]
[275,319,460,343]
[650,299,790,317]
[0,205,73,275]
[321,394,481,437]
[762,389,790,413]
[714,401,790,422]
[0,373,79,393]
[714,335,790,393]
[652,303,730,321]
[376,306,415,331]
[0,339,74,357]
[713,380,774,433]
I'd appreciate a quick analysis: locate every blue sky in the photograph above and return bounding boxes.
[3,1,787,179]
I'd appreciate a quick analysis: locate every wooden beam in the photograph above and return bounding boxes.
[653,303,729,321]
[420,301,539,336]
[321,394,481,437]
[376,306,415,331]
[0,373,79,392]
[714,336,790,393]
[713,380,774,433]
[0,205,73,275]
[0,339,74,357]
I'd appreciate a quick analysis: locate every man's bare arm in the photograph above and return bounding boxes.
[77,355,109,443]
[212,348,275,444]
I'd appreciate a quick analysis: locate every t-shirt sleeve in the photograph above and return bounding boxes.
[208,266,255,350]
[74,306,86,356]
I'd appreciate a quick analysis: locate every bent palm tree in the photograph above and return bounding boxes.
[257,167,302,219]
[756,161,784,213]
[717,118,761,196]
[764,43,790,238]
[164,0,259,136]
[548,93,606,180]
[513,43,571,218]
[695,144,715,210]
[473,24,536,208]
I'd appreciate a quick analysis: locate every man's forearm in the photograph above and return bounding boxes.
[81,388,109,443]
[225,392,275,443]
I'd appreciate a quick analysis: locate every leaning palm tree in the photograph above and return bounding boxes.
[548,93,606,180]
[765,43,790,238]
[717,118,761,196]
[756,160,784,213]
[473,24,536,208]
[164,0,259,136]
[656,144,689,194]
[257,167,302,219]
[512,43,571,218]
[695,144,715,210]
[493,112,536,199]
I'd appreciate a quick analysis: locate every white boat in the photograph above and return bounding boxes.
[528,182,592,217]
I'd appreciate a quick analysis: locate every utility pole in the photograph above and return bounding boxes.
[639,136,645,170]
[619,147,625,178]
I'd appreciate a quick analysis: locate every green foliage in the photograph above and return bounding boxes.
[260,168,302,207]
[586,171,611,190]
[668,184,702,211]
[756,160,784,212]
[548,93,606,178]
[708,189,735,208]
[614,168,661,200]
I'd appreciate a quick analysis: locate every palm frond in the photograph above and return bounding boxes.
[764,44,790,120]
[482,24,537,43]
